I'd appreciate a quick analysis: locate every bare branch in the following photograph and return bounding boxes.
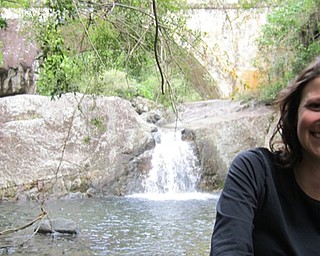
[0,208,47,236]
[152,0,165,94]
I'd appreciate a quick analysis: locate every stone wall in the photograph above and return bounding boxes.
[186,6,270,97]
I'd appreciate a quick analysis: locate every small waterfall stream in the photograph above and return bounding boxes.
[140,129,201,199]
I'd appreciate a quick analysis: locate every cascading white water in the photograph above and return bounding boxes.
[143,129,200,194]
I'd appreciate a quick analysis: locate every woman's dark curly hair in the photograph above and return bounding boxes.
[270,56,320,168]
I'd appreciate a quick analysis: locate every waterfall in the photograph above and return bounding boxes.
[142,129,200,194]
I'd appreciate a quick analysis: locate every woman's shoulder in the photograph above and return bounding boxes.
[229,147,276,182]
[233,147,274,166]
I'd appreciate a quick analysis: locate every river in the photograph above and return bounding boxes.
[0,128,220,255]
[0,193,219,255]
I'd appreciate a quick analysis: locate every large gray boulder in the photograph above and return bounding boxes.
[0,94,155,200]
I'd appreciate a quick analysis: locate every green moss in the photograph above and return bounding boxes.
[90,117,105,130]
[84,136,91,144]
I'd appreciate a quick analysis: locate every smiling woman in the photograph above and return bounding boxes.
[210,56,320,255]
[295,76,320,201]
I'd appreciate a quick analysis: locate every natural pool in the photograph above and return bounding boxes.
[0,193,219,256]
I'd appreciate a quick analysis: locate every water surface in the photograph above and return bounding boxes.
[0,193,219,255]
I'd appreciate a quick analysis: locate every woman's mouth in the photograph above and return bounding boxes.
[310,131,320,139]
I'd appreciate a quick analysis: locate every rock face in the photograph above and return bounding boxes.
[0,94,278,200]
[0,94,155,200]
[0,19,38,69]
[170,100,278,191]
[0,19,38,97]
[0,64,35,97]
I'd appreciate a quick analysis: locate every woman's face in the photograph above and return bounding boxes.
[297,77,320,161]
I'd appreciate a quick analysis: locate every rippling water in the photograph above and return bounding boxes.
[0,193,219,255]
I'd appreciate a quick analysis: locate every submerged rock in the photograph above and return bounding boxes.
[36,218,77,235]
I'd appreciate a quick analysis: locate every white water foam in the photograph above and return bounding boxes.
[143,129,200,193]
[130,129,218,201]
[127,192,219,201]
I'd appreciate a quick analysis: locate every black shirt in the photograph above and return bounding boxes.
[210,148,320,255]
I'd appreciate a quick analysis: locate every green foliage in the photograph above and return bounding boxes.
[239,0,279,9]
[137,76,159,100]
[74,66,137,98]
[0,17,6,29]
[256,0,320,103]
[259,0,315,47]
[84,136,91,144]
[90,117,105,130]
[1,0,31,8]
[35,21,77,97]
[46,0,76,23]
[30,0,203,103]
[259,81,285,103]
[137,74,202,107]
[33,0,78,98]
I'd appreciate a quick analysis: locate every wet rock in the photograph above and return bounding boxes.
[130,96,157,114]
[131,96,176,126]
[36,218,77,235]
[181,128,195,141]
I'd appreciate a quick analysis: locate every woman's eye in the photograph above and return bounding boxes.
[308,103,320,110]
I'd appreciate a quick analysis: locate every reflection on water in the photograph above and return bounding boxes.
[0,194,219,255]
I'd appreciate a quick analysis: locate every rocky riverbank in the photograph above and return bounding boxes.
[0,94,277,200]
